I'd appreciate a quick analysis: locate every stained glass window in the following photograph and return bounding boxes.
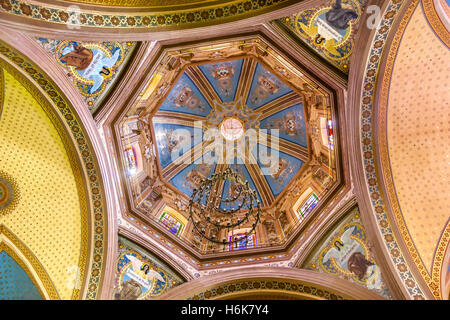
[327,119,334,150]
[298,193,319,220]
[124,147,137,176]
[158,211,184,237]
[229,233,257,251]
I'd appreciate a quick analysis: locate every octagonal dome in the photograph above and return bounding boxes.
[151,57,308,208]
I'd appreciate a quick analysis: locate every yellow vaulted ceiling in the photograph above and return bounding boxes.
[386,5,450,272]
[0,68,84,299]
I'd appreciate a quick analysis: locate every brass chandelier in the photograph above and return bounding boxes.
[188,167,261,246]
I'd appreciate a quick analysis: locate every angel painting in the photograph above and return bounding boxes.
[120,254,165,299]
[321,225,382,290]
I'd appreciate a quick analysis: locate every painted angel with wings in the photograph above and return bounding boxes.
[125,254,165,289]
[323,226,360,267]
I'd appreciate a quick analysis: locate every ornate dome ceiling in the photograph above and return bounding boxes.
[117,36,341,258]
[1,0,449,302]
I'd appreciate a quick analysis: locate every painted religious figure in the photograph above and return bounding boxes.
[57,41,123,95]
[282,0,366,72]
[117,252,167,300]
[319,223,382,291]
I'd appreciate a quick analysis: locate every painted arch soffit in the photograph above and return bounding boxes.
[0,0,306,31]
[114,35,344,262]
[36,38,138,115]
[355,0,449,300]
[371,0,449,299]
[0,65,86,300]
[0,40,109,299]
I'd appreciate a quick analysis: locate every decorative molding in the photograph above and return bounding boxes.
[375,0,448,299]
[157,267,384,300]
[422,0,450,46]
[0,0,321,33]
[347,0,435,300]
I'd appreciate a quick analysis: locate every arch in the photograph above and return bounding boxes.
[157,267,384,300]
[347,0,449,300]
[0,225,59,299]
[0,30,118,299]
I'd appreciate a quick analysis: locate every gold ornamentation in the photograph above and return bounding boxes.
[0,42,106,299]
[0,68,3,119]
[0,225,59,299]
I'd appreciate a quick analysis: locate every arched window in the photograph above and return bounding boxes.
[320,117,334,150]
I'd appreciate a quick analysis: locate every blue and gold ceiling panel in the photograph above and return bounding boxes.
[252,146,304,197]
[159,73,211,117]
[153,123,201,169]
[220,161,263,211]
[260,103,308,148]
[246,62,293,110]
[197,59,244,103]
[150,55,309,208]
[170,160,217,199]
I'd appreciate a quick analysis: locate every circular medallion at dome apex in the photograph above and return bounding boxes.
[220,117,244,141]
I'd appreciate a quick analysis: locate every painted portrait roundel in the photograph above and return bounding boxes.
[294,0,363,68]
[117,251,168,300]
